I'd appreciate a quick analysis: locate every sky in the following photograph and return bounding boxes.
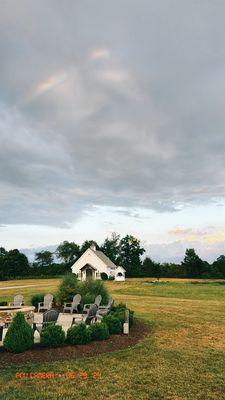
[0,0,225,263]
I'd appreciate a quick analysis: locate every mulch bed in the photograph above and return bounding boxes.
[0,319,151,366]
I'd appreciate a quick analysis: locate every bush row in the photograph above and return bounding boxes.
[3,303,134,353]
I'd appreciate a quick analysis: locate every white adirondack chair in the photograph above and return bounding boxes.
[38,294,53,313]
[63,294,81,314]
[83,295,102,314]
[9,294,24,307]
[97,297,114,316]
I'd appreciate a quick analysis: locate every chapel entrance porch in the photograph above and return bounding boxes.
[78,264,101,281]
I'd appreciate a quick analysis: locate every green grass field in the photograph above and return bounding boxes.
[0,278,225,400]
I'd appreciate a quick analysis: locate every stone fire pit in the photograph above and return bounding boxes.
[0,306,35,326]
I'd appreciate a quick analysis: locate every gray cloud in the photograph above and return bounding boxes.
[1,0,225,226]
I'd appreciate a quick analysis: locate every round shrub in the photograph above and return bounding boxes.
[56,274,79,305]
[103,314,122,334]
[67,323,90,345]
[108,276,115,281]
[40,324,65,347]
[100,272,108,281]
[4,312,34,353]
[88,322,109,341]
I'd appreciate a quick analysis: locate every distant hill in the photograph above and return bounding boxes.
[20,245,58,262]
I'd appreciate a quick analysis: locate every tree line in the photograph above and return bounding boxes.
[0,233,225,280]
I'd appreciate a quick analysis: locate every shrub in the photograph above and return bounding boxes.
[56,274,79,305]
[108,276,115,281]
[4,312,34,353]
[67,323,90,345]
[101,272,108,280]
[88,322,109,341]
[112,303,134,327]
[82,292,95,306]
[78,280,109,306]
[31,293,45,309]
[103,314,122,334]
[0,301,7,306]
[40,324,65,347]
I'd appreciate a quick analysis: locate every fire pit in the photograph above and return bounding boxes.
[0,306,35,326]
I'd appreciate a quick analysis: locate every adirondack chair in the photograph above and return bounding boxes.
[63,294,81,314]
[9,294,24,307]
[83,295,102,314]
[97,297,114,316]
[33,309,59,333]
[72,304,98,326]
[38,294,53,312]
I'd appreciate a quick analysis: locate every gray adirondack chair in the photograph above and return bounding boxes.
[83,295,102,314]
[38,294,53,312]
[33,309,59,333]
[9,294,24,307]
[63,294,81,314]
[72,304,98,326]
[97,297,114,316]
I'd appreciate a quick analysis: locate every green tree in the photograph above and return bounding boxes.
[0,247,7,257]
[182,248,205,278]
[4,312,34,353]
[34,251,54,268]
[142,257,161,279]
[100,233,120,264]
[212,255,225,278]
[0,248,7,280]
[160,263,185,278]
[79,240,99,255]
[56,241,80,264]
[3,249,30,278]
[118,235,145,277]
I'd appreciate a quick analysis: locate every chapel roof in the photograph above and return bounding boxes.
[94,250,117,269]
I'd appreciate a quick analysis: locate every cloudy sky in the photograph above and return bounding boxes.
[0,0,225,262]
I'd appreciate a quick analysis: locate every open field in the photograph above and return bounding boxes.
[0,278,225,399]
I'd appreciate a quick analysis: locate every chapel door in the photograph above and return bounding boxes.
[86,268,93,280]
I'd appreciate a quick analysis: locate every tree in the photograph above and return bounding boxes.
[0,247,7,257]
[100,233,121,265]
[182,248,205,278]
[56,241,80,264]
[34,251,54,268]
[212,255,225,278]
[79,240,99,255]
[0,248,7,280]
[160,263,185,278]
[3,249,30,278]
[118,235,145,277]
[142,257,161,279]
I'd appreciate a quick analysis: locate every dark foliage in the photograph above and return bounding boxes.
[103,314,122,334]
[101,272,108,280]
[87,322,109,341]
[78,279,109,306]
[111,303,134,327]
[4,312,34,353]
[56,274,79,305]
[40,324,65,347]
[67,323,90,345]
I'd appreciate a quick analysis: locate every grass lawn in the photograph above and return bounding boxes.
[0,278,225,399]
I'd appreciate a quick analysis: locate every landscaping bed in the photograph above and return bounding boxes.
[0,319,150,366]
